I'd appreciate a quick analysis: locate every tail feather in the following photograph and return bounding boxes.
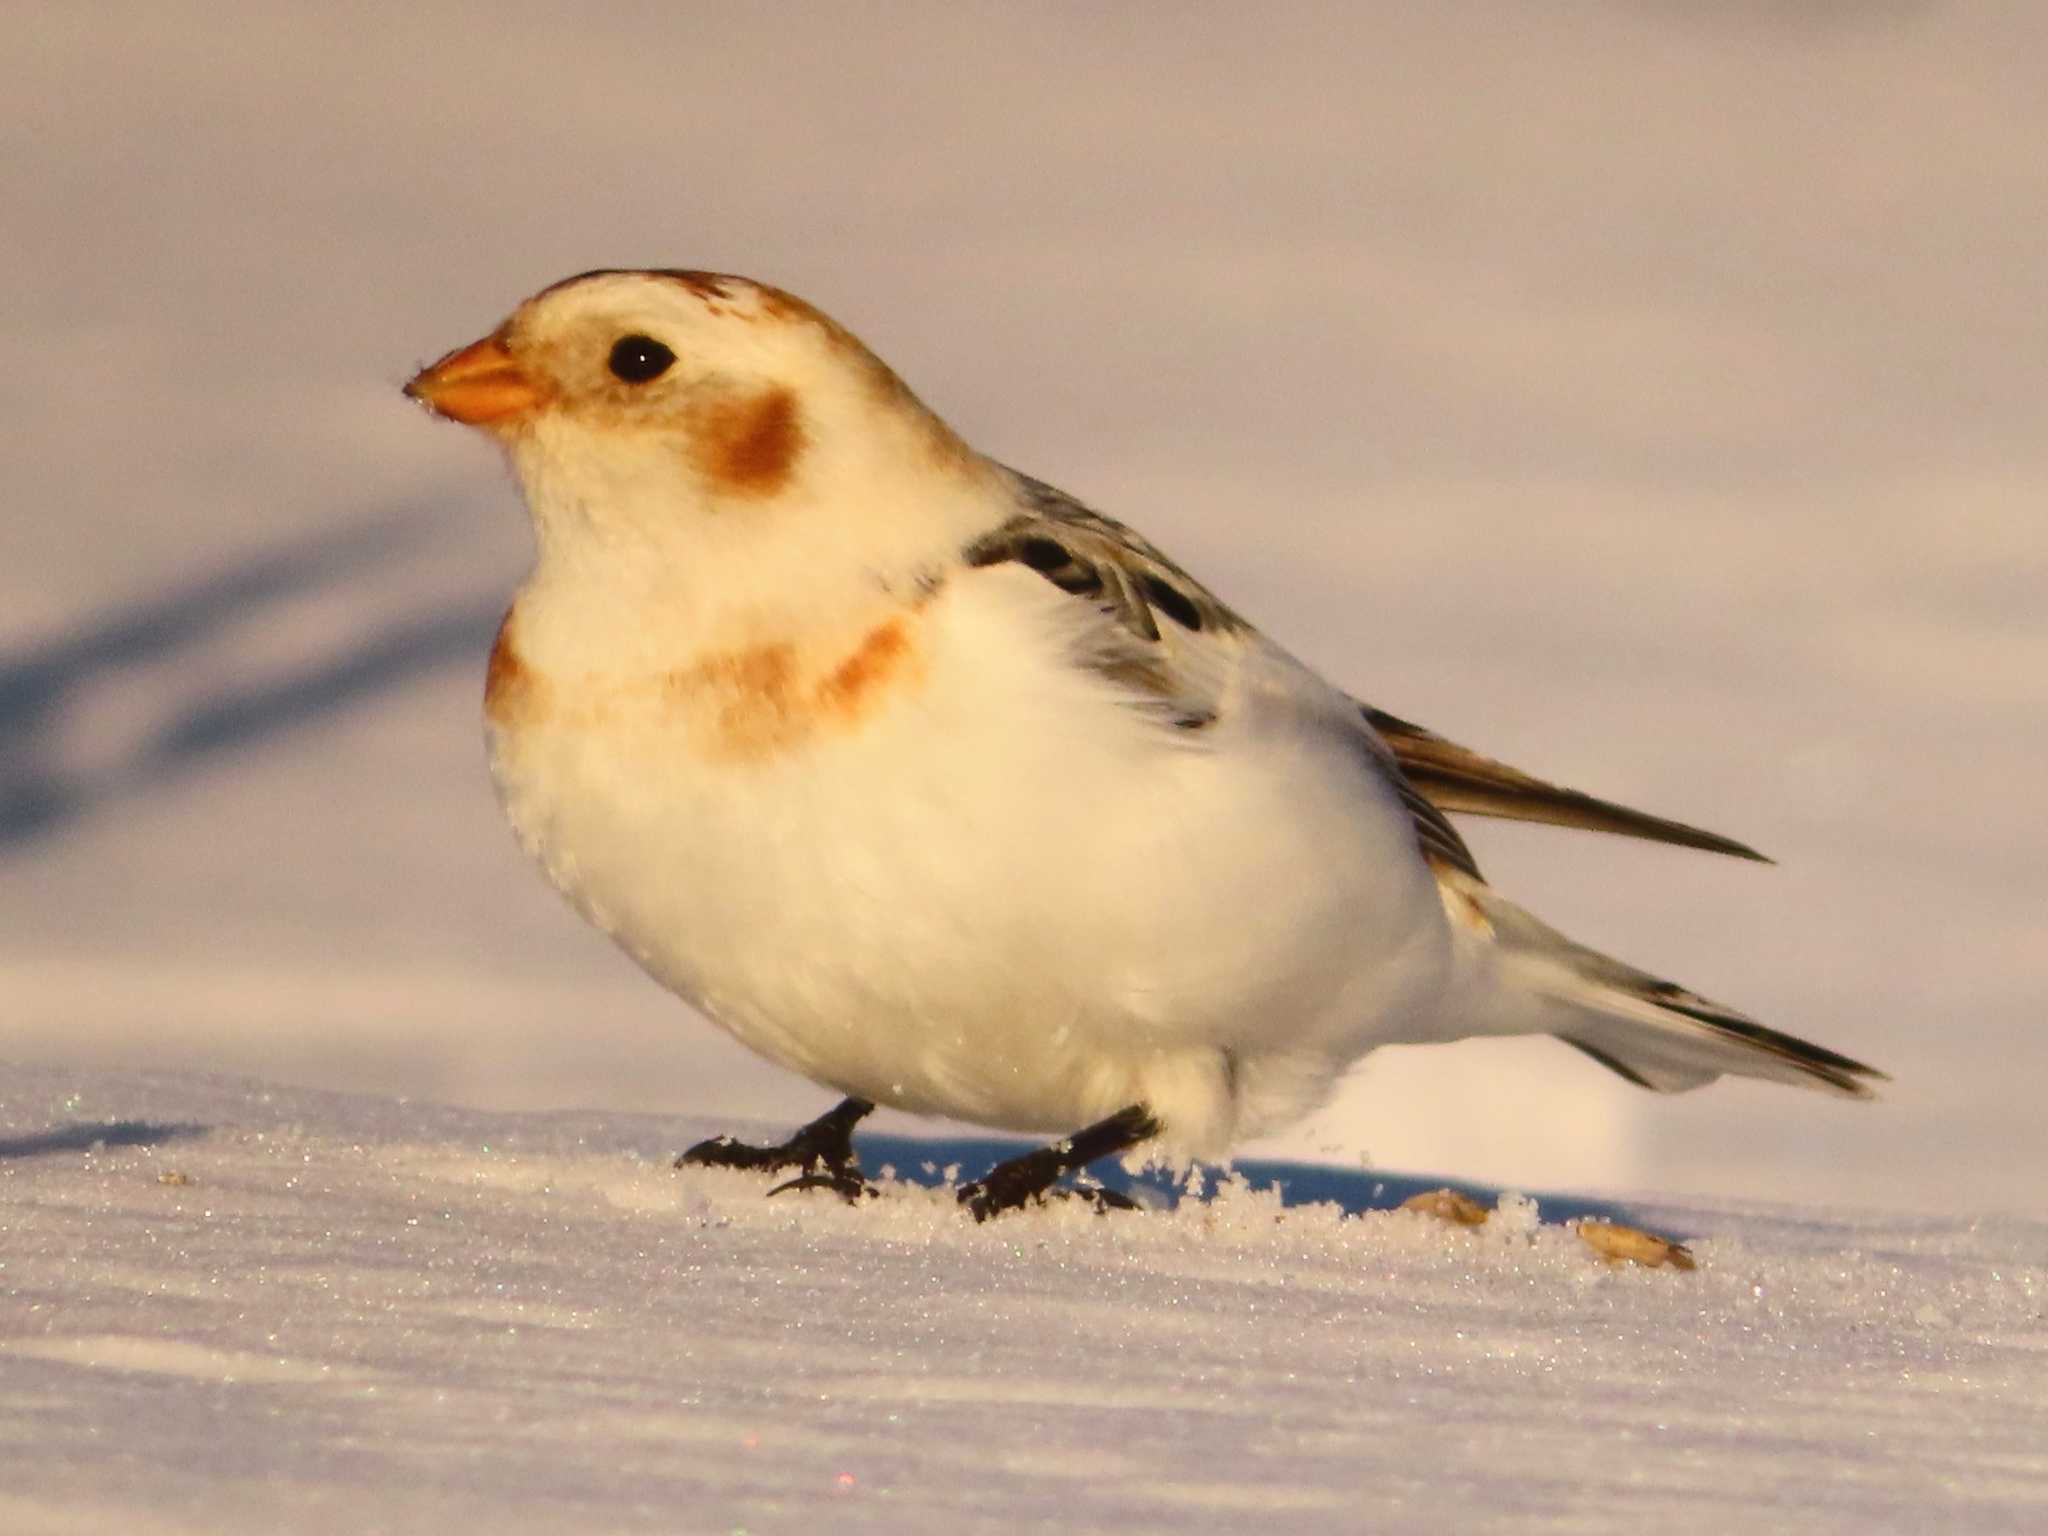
[1554,978,1885,1099]
[1559,1036,1680,1092]
[1453,876,1887,1099]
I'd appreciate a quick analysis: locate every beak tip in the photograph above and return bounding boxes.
[401,335,542,426]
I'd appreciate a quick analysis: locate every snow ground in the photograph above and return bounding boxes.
[3,1063,2044,1535]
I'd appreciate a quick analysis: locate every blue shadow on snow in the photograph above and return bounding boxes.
[0,1120,208,1160]
[852,1131,1669,1231]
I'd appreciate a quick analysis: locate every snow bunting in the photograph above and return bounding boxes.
[405,269,1883,1219]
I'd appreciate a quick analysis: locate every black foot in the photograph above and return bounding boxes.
[957,1105,1160,1222]
[1042,1183,1143,1215]
[767,1168,880,1204]
[959,1173,1141,1220]
[675,1097,874,1190]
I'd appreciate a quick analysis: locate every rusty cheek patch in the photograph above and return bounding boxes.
[671,617,920,762]
[716,282,973,471]
[484,608,546,727]
[688,386,804,497]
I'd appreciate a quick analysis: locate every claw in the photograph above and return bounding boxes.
[1065,1184,1141,1215]
[766,1169,879,1204]
[957,1164,1045,1222]
[672,1098,875,1187]
[674,1134,765,1172]
[957,1105,1161,1221]
[958,1178,1141,1222]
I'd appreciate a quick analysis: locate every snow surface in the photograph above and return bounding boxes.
[3,1063,2044,1535]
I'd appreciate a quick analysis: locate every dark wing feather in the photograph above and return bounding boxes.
[962,471,1486,878]
[965,474,1249,642]
[1397,777,1486,881]
[963,472,1247,731]
[1361,707,1770,864]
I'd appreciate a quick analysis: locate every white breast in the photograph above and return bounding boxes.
[486,567,1455,1158]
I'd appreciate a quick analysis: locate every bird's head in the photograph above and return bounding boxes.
[406,270,992,580]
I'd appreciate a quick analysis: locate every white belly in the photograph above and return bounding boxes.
[487,577,1454,1157]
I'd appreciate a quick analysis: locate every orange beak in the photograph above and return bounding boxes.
[404,333,550,427]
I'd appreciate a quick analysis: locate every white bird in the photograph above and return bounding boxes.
[405,269,1882,1219]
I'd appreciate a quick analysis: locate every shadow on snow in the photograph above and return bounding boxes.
[851,1130,1669,1230]
[0,1120,208,1161]
[0,507,503,851]
[0,1114,1665,1230]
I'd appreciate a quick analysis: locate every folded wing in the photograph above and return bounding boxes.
[965,469,1763,877]
[1360,707,1769,863]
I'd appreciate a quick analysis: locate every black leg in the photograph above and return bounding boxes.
[957,1104,1162,1222]
[675,1097,876,1201]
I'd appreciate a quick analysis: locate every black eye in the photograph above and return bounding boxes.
[607,334,675,384]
